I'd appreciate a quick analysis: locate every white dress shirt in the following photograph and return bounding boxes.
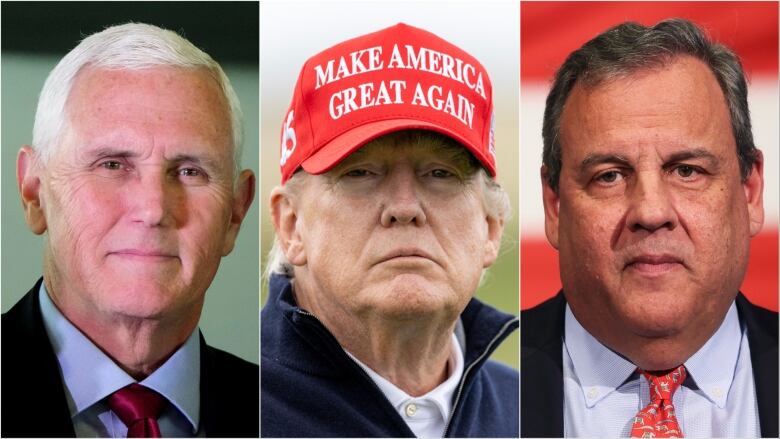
[562,302,760,437]
[39,284,202,437]
[347,333,464,438]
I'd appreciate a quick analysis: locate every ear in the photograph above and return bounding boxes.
[744,150,764,237]
[221,169,256,256]
[482,213,504,268]
[541,165,561,249]
[270,186,307,266]
[17,146,47,234]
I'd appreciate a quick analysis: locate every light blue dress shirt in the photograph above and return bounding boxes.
[563,302,760,437]
[39,284,202,437]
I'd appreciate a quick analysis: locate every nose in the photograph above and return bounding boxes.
[379,167,427,227]
[625,172,678,233]
[129,171,176,227]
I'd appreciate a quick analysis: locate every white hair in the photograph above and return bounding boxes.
[264,131,512,281]
[32,22,243,176]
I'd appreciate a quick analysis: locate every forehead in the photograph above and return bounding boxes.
[559,56,733,157]
[61,66,232,158]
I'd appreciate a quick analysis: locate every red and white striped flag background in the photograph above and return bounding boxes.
[520,2,779,311]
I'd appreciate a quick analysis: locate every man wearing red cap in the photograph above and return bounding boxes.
[261,23,518,437]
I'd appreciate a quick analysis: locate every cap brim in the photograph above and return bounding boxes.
[301,119,496,176]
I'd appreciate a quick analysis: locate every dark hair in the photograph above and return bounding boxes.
[542,18,757,192]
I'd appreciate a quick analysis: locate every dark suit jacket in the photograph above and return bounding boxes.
[521,291,778,438]
[1,278,259,438]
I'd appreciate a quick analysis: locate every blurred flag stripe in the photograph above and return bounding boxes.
[521,1,779,81]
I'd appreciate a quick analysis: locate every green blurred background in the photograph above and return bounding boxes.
[259,1,519,369]
[1,1,259,364]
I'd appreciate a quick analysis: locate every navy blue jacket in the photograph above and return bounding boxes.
[261,274,518,437]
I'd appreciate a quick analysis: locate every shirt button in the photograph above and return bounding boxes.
[713,387,723,398]
[587,388,599,399]
[405,403,418,417]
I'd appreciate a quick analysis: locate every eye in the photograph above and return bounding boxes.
[343,169,373,177]
[429,168,455,179]
[99,160,124,171]
[178,167,202,177]
[175,166,210,184]
[594,170,624,184]
[674,165,700,178]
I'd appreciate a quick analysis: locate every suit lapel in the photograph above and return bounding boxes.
[736,293,778,438]
[2,279,76,437]
[198,332,260,438]
[199,333,222,437]
[521,292,566,437]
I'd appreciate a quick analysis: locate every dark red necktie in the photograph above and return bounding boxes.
[108,384,167,438]
[630,365,686,438]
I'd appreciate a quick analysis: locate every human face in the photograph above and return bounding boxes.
[283,136,502,323]
[29,67,247,324]
[544,57,763,347]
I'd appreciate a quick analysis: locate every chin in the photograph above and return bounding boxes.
[617,295,695,338]
[100,282,187,320]
[369,274,460,319]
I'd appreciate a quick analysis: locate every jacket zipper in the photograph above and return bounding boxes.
[443,316,518,438]
[295,309,417,436]
[297,308,518,438]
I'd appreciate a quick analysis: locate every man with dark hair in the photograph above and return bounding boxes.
[522,18,777,438]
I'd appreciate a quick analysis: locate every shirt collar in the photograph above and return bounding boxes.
[38,283,201,432]
[564,301,742,409]
[682,303,741,408]
[564,305,637,408]
[346,332,465,421]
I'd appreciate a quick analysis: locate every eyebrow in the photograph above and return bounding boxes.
[579,148,720,172]
[168,153,221,170]
[579,153,631,171]
[87,147,137,160]
[85,148,221,169]
[664,148,719,167]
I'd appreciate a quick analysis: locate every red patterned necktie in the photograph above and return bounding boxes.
[107,384,167,438]
[630,365,686,438]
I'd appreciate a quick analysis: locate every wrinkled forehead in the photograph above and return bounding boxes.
[59,66,233,157]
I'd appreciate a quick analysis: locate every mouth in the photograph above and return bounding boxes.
[375,248,436,265]
[109,249,178,262]
[624,254,684,275]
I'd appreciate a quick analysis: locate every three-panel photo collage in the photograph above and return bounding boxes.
[1,1,778,437]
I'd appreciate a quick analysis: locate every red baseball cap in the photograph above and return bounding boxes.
[278,23,496,183]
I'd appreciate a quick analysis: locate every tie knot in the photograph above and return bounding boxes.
[108,384,167,432]
[641,365,686,402]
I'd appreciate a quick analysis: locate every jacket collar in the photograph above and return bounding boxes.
[735,293,779,437]
[262,274,518,379]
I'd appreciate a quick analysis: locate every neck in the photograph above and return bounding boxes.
[569,300,730,371]
[344,321,454,396]
[44,279,199,380]
[294,281,457,396]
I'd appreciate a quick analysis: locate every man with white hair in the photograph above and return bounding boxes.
[2,23,257,437]
[261,23,518,437]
